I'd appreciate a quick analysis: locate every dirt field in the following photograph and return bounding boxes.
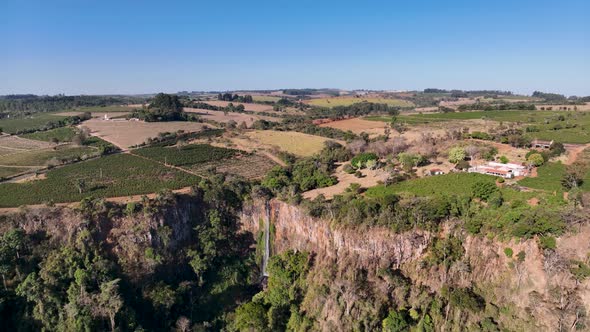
[0,135,54,151]
[303,163,389,199]
[82,119,212,149]
[536,103,590,111]
[319,118,390,137]
[184,108,280,126]
[244,130,341,157]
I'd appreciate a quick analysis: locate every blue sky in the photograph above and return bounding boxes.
[1,0,588,96]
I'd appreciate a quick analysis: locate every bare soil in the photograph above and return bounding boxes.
[82,119,212,149]
[303,163,389,200]
[184,108,280,126]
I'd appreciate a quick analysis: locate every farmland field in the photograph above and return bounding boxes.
[133,144,239,167]
[0,145,97,167]
[0,166,30,179]
[184,108,280,126]
[251,95,282,102]
[367,110,590,143]
[0,135,54,150]
[366,172,564,206]
[318,117,389,136]
[0,153,199,207]
[518,161,590,192]
[245,130,339,157]
[0,113,67,134]
[20,127,77,142]
[190,153,278,180]
[306,97,414,108]
[201,100,274,113]
[82,118,211,149]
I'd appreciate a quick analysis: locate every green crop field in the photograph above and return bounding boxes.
[73,105,134,112]
[252,95,282,102]
[366,173,496,197]
[307,97,414,108]
[0,153,199,207]
[132,144,238,167]
[1,145,97,167]
[20,127,78,142]
[366,172,564,206]
[0,166,30,179]
[518,162,590,192]
[0,113,67,134]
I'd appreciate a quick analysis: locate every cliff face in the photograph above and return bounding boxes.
[240,199,590,331]
[241,200,432,270]
[7,197,200,281]
[5,196,590,330]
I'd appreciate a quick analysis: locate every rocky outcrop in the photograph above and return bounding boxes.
[241,199,432,271]
[240,199,590,331]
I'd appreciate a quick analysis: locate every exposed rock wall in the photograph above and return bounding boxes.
[240,199,590,331]
[240,199,432,271]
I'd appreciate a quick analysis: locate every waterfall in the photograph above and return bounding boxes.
[261,201,270,277]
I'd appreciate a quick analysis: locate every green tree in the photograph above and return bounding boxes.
[527,153,544,167]
[233,301,269,331]
[382,309,410,331]
[448,147,466,164]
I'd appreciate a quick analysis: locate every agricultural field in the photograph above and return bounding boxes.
[54,105,133,117]
[190,153,279,180]
[251,95,283,102]
[367,109,590,144]
[318,117,389,136]
[0,166,31,179]
[184,108,280,126]
[366,172,564,206]
[201,100,274,113]
[0,135,54,150]
[518,161,590,192]
[0,145,97,167]
[82,118,211,149]
[132,144,239,167]
[0,113,67,134]
[306,96,414,108]
[20,127,77,142]
[245,130,339,157]
[0,153,199,207]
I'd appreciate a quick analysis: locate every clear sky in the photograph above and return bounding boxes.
[1,0,588,96]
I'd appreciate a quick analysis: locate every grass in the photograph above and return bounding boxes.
[366,110,590,144]
[0,154,199,207]
[245,130,335,157]
[0,113,67,134]
[72,105,134,113]
[518,162,590,192]
[0,145,97,167]
[366,173,496,197]
[366,172,565,206]
[132,144,238,166]
[0,167,30,179]
[306,97,414,108]
[20,127,77,142]
[252,95,282,102]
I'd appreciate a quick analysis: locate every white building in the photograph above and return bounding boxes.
[468,162,529,179]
